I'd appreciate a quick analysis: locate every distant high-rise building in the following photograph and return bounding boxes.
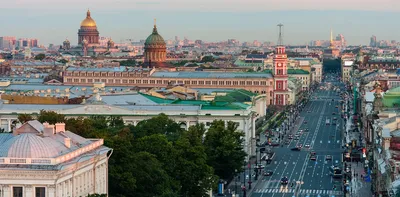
[0,36,16,50]
[370,35,377,47]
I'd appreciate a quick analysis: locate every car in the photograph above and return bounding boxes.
[288,135,293,139]
[270,143,280,147]
[305,144,310,148]
[304,121,308,124]
[333,117,337,120]
[298,144,303,148]
[335,105,339,108]
[310,156,317,160]
[264,170,273,176]
[307,110,311,113]
[294,137,299,140]
[291,147,301,151]
[326,155,332,160]
[281,177,289,185]
[295,134,300,137]
[256,164,265,169]
[304,128,309,132]
[332,112,336,115]
[285,140,290,145]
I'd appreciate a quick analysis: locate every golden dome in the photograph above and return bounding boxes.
[80,10,97,27]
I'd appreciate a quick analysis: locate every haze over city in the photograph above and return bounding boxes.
[1,0,399,45]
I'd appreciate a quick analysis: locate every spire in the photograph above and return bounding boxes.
[277,24,284,46]
[330,28,333,43]
[87,9,91,18]
[152,18,158,34]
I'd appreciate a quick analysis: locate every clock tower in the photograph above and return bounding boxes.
[273,24,289,105]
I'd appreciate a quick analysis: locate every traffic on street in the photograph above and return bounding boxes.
[251,73,346,197]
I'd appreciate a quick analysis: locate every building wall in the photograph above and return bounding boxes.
[63,73,275,105]
[1,95,69,104]
[0,153,109,197]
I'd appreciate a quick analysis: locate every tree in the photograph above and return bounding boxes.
[203,120,247,180]
[200,56,215,63]
[57,59,68,64]
[133,114,183,141]
[174,126,217,196]
[87,194,107,197]
[34,53,46,60]
[37,110,65,124]
[17,113,33,123]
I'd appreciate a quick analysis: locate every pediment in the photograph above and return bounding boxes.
[61,104,134,115]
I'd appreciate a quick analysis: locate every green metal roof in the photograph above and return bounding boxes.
[383,86,400,107]
[140,93,249,110]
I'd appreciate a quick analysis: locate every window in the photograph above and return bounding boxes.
[101,79,106,82]
[95,79,100,82]
[219,81,224,85]
[150,80,155,84]
[212,81,217,85]
[163,80,169,84]
[108,79,114,83]
[122,79,128,83]
[67,78,72,82]
[246,81,252,85]
[115,79,121,84]
[35,187,46,197]
[73,79,79,83]
[206,122,211,126]
[157,80,162,84]
[80,79,86,83]
[88,79,93,83]
[233,81,238,85]
[143,80,148,84]
[129,80,134,83]
[13,187,23,197]
[136,80,142,84]
[240,81,245,85]
[254,81,259,86]
[199,81,204,85]
[185,80,190,85]
[206,81,211,85]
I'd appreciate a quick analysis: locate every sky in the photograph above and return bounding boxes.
[0,0,399,46]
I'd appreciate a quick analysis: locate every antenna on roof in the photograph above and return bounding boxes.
[277,23,284,46]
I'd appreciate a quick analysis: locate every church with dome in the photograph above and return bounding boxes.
[59,10,117,56]
[143,20,170,68]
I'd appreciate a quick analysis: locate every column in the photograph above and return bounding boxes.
[47,185,55,197]
[24,185,32,197]
[2,185,10,197]
[7,119,11,132]
[186,121,190,130]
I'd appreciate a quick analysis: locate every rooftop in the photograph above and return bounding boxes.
[0,120,108,167]
[264,69,310,75]
[151,71,272,79]
[66,66,152,72]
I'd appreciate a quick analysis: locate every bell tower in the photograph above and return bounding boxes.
[273,24,289,105]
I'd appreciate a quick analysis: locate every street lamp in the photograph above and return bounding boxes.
[235,169,238,195]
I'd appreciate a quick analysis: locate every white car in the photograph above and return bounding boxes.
[305,144,310,148]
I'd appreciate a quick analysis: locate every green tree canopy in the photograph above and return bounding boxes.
[37,110,65,124]
[34,53,46,60]
[203,120,247,180]
[17,113,33,123]
[200,56,215,63]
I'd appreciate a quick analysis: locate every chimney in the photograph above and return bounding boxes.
[64,138,71,148]
[55,123,66,133]
[383,137,391,150]
[43,124,55,137]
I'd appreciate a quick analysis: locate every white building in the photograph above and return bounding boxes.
[0,93,257,157]
[311,64,323,83]
[0,120,111,197]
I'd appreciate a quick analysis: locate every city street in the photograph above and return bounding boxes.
[251,78,345,197]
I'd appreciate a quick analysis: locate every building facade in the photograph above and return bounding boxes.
[0,93,258,158]
[272,45,289,105]
[0,120,111,197]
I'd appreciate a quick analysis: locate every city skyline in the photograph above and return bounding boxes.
[1,0,400,45]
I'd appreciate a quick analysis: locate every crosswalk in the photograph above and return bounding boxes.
[253,188,343,195]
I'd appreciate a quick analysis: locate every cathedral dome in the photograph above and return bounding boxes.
[145,25,166,46]
[80,10,97,27]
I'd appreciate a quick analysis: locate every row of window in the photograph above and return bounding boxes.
[65,78,270,86]
[65,72,148,78]
[12,186,45,197]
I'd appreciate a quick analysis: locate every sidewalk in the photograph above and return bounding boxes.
[349,162,372,197]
